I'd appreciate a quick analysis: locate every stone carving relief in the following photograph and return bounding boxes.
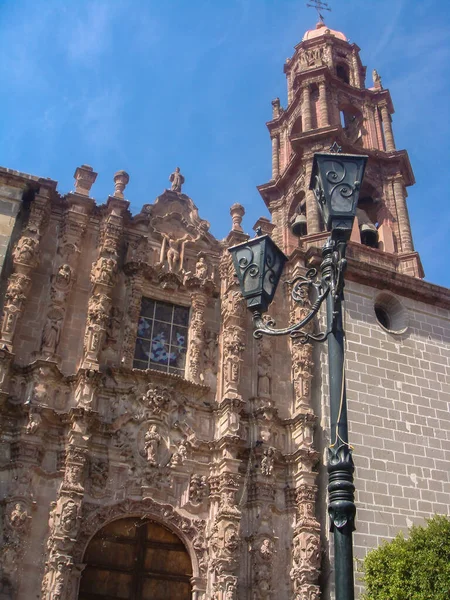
[223,326,245,396]
[189,474,208,504]
[257,336,272,401]
[143,424,162,466]
[1,473,35,597]
[290,485,321,600]
[251,536,275,600]
[260,447,275,477]
[299,47,324,69]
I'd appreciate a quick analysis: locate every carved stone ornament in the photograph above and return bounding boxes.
[189,474,208,504]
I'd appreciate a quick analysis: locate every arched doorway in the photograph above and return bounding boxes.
[78,517,193,600]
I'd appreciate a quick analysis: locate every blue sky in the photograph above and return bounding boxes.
[1,0,449,287]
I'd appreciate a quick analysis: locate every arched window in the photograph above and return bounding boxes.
[78,518,192,600]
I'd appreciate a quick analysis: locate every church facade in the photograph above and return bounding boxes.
[0,21,449,600]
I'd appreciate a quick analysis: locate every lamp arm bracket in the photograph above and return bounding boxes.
[252,275,330,343]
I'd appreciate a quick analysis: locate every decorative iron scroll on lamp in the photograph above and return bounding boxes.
[229,145,368,600]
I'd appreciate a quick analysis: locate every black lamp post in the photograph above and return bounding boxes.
[229,146,368,600]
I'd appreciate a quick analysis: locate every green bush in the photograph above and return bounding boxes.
[361,515,450,600]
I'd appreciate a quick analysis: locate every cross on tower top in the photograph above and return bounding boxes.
[306,0,331,23]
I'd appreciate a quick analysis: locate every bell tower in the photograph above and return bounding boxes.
[258,21,423,278]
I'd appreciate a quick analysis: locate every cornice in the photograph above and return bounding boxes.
[305,246,450,309]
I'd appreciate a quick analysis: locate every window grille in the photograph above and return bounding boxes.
[133,298,189,376]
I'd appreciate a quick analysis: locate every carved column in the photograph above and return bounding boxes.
[304,160,321,235]
[82,196,128,369]
[318,81,329,128]
[289,280,314,413]
[271,135,280,180]
[302,85,312,132]
[187,291,207,384]
[42,409,92,600]
[209,472,241,600]
[392,176,414,253]
[290,483,321,600]
[248,458,277,600]
[0,187,51,350]
[380,103,396,151]
[1,473,35,597]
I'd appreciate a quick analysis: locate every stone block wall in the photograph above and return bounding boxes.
[314,279,450,599]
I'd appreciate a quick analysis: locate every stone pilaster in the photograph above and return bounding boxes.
[0,187,51,350]
[187,291,207,384]
[372,106,384,150]
[82,195,128,369]
[39,194,92,361]
[41,409,93,600]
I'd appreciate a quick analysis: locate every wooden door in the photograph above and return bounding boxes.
[78,518,192,600]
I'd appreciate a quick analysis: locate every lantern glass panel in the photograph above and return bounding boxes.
[228,235,287,314]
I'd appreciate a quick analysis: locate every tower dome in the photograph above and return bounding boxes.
[302,21,348,42]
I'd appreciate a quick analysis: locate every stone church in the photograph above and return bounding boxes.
[0,19,449,600]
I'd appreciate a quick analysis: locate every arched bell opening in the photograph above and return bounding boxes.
[356,184,381,249]
[291,115,303,137]
[338,103,364,146]
[336,62,350,85]
[287,191,307,252]
[78,517,193,600]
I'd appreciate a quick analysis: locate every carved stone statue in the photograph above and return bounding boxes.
[41,311,63,353]
[13,236,37,264]
[169,438,188,466]
[195,256,208,279]
[261,447,275,476]
[8,502,30,533]
[60,500,78,534]
[144,424,161,466]
[160,232,195,272]
[55,264,72,287]
[169,167,185,192]
[373,69,382,88]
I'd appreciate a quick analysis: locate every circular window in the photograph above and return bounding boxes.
[374,292,408,334]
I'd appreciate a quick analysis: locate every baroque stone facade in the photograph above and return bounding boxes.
[0,20,449,600]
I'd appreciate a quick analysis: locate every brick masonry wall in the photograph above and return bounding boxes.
[314,279,450,599]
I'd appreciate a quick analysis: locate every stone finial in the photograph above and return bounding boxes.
[113,170,130,198]
[272,98,281,119]
[74,165,97,196]
[230,203,245,232]
[373,69,383,90]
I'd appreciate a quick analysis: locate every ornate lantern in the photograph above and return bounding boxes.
[310,151,368,239]
[228,233,287,314]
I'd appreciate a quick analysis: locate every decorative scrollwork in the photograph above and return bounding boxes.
[252,268,330,344]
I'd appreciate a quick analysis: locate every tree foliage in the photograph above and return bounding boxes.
[361,515,450,600]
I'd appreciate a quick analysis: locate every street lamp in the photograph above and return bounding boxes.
[228,145,368,600]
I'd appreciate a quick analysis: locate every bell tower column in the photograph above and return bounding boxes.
[318,80,329,127]
[302,85,312,131]
[380,102,396,151]
[392,176,413,252]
